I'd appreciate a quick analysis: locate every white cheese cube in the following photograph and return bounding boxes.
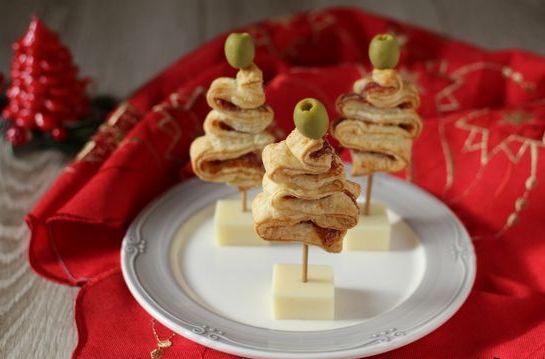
[344,202,391,251]
[214,200,268,246]
[272,264,334,320]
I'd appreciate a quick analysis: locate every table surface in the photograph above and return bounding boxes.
[1,1,544,358]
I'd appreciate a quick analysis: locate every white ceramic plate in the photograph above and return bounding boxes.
[121,172,475,359]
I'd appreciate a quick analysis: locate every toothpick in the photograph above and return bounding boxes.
[302,244,309,283]
[241,188,248,212]
[364,173,374,216]
[406,162,413,182]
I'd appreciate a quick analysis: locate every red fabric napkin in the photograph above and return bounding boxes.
[27,7,545,358]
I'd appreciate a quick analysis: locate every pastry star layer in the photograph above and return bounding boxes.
[252,130,360,253]
[190,64,275,188]
[332,69,422,176]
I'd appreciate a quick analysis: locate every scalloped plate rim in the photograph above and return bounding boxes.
[121,172,476,359]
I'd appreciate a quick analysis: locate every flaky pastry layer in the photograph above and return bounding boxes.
[190,63,274,188]
[253,130,360,252]
[332,69,422,176]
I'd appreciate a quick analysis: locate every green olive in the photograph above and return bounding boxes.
[224,32,255,69]
[368,33,400,69]
[293,98,329,139]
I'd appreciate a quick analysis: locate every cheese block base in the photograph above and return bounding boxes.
[272,264,334,320]
[214,199,267,246]
[345,202,391,251]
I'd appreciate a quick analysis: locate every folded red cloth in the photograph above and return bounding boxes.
[27,7,545,358]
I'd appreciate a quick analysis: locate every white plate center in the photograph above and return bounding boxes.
[171,203,426,331]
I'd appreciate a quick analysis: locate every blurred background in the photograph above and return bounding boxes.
[1,0,545,98]
[1,0,544,358]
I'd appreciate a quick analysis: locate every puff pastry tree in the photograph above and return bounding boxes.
[190,33,274,210]
[332,34,422,214]
[253,98,360,280]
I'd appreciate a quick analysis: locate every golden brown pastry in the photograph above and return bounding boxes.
[190,63,275,189]
[253,129,360,253]
[332,69,422,176]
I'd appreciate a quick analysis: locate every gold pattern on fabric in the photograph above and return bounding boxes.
[434,62,537,193]
[451,109,543,238]
[435,62,535,114]
[76,102,141,163]
[151,87,206,161]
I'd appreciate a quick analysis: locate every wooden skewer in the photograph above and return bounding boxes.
[406,161,413,182]
[302,244,309,283]
[241,188,248,212]
[364,173,374,216]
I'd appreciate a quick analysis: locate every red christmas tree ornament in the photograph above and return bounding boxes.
[50,126,68,142]
[5,126,31,146]
[0,72,5,109]
[2,15,90,146]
